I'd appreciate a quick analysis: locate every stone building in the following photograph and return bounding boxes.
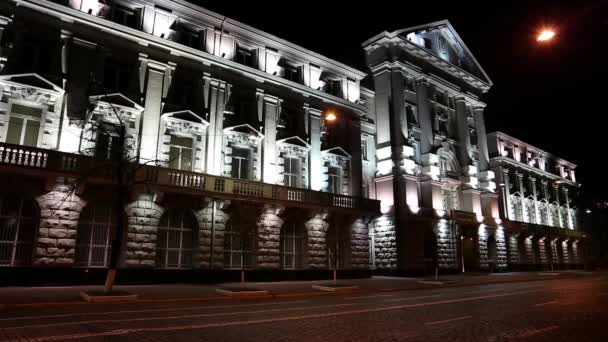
[0,1,585,283]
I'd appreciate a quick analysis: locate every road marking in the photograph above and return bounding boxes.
[0,300,310,322]
[425,315,472,325]
[383,294,442,302]
[344,294,396,300]
[533,300,559,307]
[461,285,542,295]
[513,325,559,338]
[2,303,355,330]
[0,287,576,342]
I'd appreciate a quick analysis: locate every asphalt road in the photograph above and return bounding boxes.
[1,276,607,341]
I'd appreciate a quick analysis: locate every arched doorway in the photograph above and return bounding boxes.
[281,221,306,269]
[156,208,197,269]
[487,234,498,272]
[326,221,350,269]
[223,220,256,269]
[75,203,115,267]
[462,236,477,272]
[424,228,438,275]
[0,193,37,266]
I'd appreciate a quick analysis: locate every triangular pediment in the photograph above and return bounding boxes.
[277,136,310,149]
[162,110,208,126]
[89,93,143,111]
[395,20,491,86]
[0,73,64,93]
[224,123,264,138]
[322,147,351,158]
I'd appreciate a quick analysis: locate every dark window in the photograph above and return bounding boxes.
[177,26,201,49]
[283,64,301,83]
[111,4,141,29]
[283,157,299,187]
[328,166,342,194]
[95,132,122,160]
[231,147,251,180]
[103,59,133,94]
[236,46,256,67]
[168,135,193,171]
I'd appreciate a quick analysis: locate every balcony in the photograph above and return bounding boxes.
[0,142,380,215]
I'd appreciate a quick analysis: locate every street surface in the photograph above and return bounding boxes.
[1,276,607,341]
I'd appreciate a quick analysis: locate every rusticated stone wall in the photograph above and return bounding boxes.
[350,218,369,269]
[194,201,229,269]
[561,239,570,264]
[477,226,489,270]
[256,206,284,269]
[508,235,520,265]
[34,186,86,265]
[571,240,580,264]
[537,238,548,264]
[124,194,164,267]
[523,236,535,264]
[372,215,397,270]
[495,227,508,269]
[435,220,457,269]
[305,212,329,269]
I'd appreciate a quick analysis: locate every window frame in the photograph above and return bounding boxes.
[327,166,342,194]
[156,209,196,269]
[0,194,37,267]
[5,100,46,147]
[168,135,194,171]
[75,204,114,268]
[230,147,252,180]
[283,156,300,187]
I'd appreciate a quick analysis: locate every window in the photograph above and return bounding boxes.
[441,188,459,211]
[75,204,114,268]
[361,140,368,161]
[328,166,342,194]
[236,45,256,67]
[326,224,349,269]
[223,222,256,269]
[0,194,37,266]
[169,135,193,171]
[283,64,301,83]
[177,25,202,49]
[406,104,418,126]
[95,132,122,160]
[231,147,251,180]
[111,4,141,29]
[6,103,42,147]
[156,209,197,269]
[103,59,133,94]
[283,157,300,187]
[281,222,305,269]
[404,77,416,92]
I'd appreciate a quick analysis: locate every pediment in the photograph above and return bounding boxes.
[162,109,208,126]
[224,123,264,139]
[395,20,492,86]
[322,146,351,158]
[0,73,64,93]
[277,136,310,149]
[89,93,143,111]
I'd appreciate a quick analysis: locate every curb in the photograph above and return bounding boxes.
[0,272,593,309]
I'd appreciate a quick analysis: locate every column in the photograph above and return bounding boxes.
[350,218,369,269]
[306,105,323,191]
[259,90,282,184]
[530,177,539,224]
[517,173,526,221]
[553,183,563,228]
[474,106,490,172]
[415,79,433,154]
[0,15,11,72]
[305,210,329,269]
[348,118,363,197]
[34,179,87,265]
[495,226,508,269]
[501,169,512,220]
[124,193,165,267]
[256,205,284,269]
[203,74,231,176]
[138,55,176,164]
[194,199,230,269]
[454,97,471,168]
[390,69,409,141]
[563,188,572,229]
[542,180,551,226]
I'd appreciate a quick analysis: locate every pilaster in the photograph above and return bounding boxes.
[350,217,370,269]
[306,105,323,191]
[194,199,230,269]
[259,90,282,184]
[124,193,165,267]
[304,210,329,269]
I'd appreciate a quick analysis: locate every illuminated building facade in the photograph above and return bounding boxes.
[0,1,585,283]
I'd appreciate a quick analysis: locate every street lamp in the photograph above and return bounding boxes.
[324,111,337,122]
[537,29,556,42]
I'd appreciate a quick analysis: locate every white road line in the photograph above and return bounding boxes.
[383,294,442,302]
[425,315,472,325]
[513,325,560,338]
[3,303,355,330]
[344,294,396,300]
[533,300,559,307]
[0,300,309,322]
[461,285,542,295]
[0,288,561,342]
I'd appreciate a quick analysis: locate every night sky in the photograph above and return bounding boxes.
[193,0,608,202]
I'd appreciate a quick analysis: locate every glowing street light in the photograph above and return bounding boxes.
[537,29,556,42]
[324,111,337,122]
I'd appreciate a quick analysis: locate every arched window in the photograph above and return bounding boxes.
[0,194,37,266]
[281,222,305,269]
[156,209,197,269]
[223,222,255,269]
[75,204,115,267]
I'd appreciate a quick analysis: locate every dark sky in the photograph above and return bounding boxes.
[193,0,608,201]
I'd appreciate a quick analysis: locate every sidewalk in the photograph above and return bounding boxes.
[0,271,600,307]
